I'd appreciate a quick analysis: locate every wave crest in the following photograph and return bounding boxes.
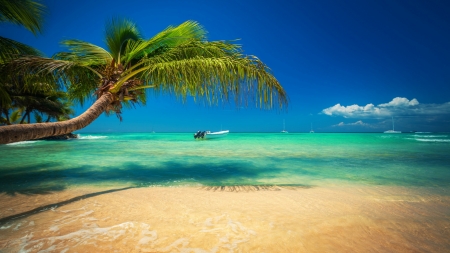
[7,141,39,145]
[78,135,108,140]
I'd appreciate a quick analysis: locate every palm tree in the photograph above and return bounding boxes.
[0,0,47,120]
[0,18,288,144]
[10,90,74,124]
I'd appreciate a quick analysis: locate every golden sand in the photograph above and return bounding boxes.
[0,185,449,252]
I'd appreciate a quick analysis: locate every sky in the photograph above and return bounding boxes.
[2,0,450,132]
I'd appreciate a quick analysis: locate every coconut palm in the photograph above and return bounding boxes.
[0,18,288,144]
[0,0,47,113]
[12,90,74,124]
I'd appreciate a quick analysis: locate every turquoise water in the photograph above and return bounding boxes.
[1,133,449,194]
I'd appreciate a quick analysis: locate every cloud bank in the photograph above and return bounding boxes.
[322,97,450,118]
[332,120,370,127]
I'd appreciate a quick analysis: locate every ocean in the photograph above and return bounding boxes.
[0,132,449,252]
[1,132,449,191]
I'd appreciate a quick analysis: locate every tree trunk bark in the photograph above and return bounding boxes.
[0,93,114,144]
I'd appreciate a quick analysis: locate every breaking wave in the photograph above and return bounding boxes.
[414,138,450,142]
[78,135,108,140]
[6,141,40,145]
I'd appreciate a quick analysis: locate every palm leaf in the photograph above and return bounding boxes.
[0,36,43,63]
[139,56,287,108]
[111,38,287,109]
[56,39,113,66]
[0,84,11,106]
[9,55,100,104]
[10,110,21,123]
[122,21,207,65]
[104,17,142,61]
[113,40,243,91]
[0,0,46,35]
[34,111,42,122]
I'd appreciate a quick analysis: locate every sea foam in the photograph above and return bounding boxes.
[6,141,40,145]
[78,135,108,140]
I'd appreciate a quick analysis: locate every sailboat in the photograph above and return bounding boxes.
[310,123,314,133]
[281,119,288,133]
[384,117,401,133]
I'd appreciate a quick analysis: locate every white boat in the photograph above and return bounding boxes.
[281,120,288,133]
[384,117,401,133]
[310,123,314,133]
[194,130,229,139]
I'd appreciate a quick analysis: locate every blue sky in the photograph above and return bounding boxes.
[2,0,450,132]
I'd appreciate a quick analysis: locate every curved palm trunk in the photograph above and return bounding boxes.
[0,93,114,144]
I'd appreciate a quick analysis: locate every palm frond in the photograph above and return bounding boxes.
[104,17,142,61]
[33,111,42,122]
[110,37,287,109]
[0,36,42,63]
[0,84,11,106]
[122,20,207,65]
[138,56,287,109]
[0,0,46,35]
[8,55,100,105]
[114,40,242,92]
[10,110,21,123]
[56,39,113,66]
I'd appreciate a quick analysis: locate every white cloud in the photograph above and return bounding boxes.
[322,97,450,118]
[322,103,385,118]
[378,97,419,107]
[332,120,369,127]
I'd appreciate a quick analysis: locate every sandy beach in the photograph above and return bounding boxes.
[1,185,449,252]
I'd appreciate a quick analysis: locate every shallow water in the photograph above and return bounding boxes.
[1,133,449,191]
[0,133,449,252]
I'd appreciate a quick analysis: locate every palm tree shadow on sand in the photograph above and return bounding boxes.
[0,160,315,224]
[0,186,133,225]
[0,160,317,196]
[198,184,312,192]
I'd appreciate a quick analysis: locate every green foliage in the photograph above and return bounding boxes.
[0,36,43,64]
[0,0,46,35]
[105,17,142,61]
[7,18,288,120]
[34,111,42,123]
[10,110,21,123]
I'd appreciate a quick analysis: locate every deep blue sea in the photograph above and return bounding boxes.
[1,132,449,194]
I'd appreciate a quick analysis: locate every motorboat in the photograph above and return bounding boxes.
[194,130,229,139]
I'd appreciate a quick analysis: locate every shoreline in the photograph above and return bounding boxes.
[1,185,449,252]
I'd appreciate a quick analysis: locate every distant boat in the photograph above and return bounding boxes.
[310,123,314,133]
[281,119,288,133]
[194,130,229,139]
[384,117,401,133]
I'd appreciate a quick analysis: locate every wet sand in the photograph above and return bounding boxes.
[0,185,449,252]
